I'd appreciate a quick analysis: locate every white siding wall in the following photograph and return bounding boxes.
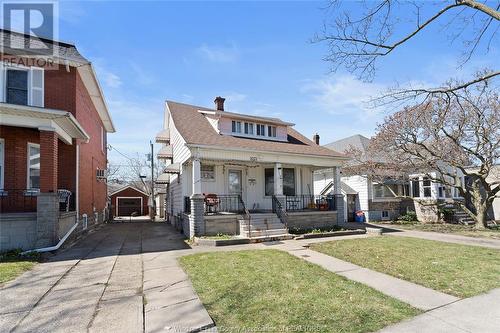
[344,175,369,211]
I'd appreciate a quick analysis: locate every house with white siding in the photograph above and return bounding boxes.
[317,134,476,223]
[155,97,349,238]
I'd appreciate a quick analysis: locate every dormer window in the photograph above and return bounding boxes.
[244,122,254,135]
[256,124,266,136]
[267,126,276,138]
[231,120,242,133]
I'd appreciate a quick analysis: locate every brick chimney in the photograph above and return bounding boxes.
[214,96,225,111]
[313,133,320,145]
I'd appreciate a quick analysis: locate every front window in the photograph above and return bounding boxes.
[265,168,274,196]
[201,165,215,180]
[411,179,420,198]
[283,168,295,196]
[264,168,295,196]
[27,143,40,189]
[6,69,28,105]
[373,183,398,198]
[422,178,432,197]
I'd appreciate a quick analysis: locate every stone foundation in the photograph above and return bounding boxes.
[286,211,338,230]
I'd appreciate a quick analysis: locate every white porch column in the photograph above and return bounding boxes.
[274,163,283,196]
[332,166,346,223]
[333,167,341,195]
[192,158,202,194]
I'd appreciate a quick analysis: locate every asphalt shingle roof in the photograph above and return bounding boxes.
[167,100,346,158]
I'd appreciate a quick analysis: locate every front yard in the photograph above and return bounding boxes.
[378,222,500,240]
[180,249,419,333]
[311,236,500,298]
[0,251,39,284]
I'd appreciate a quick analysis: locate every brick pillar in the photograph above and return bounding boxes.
[189,194,205,237]
[36,192,59,247]
[39,130,58,193]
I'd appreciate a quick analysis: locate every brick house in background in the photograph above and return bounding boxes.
[0,29,115,251]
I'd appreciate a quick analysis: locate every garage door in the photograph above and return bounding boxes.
[117,198,142,216]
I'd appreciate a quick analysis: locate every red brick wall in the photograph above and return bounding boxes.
[0,126,40,189]
[39,131,58,192]
[44,66,77,115]
[110,187,149,217]
[74,71,108,216]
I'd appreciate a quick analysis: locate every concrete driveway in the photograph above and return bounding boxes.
[0,223,215,333]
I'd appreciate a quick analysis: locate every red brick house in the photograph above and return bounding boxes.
[110,186,149,218]
[0,29,115,251]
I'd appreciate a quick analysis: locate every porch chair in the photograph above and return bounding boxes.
[58,189,72,212]
[204,193,219,214]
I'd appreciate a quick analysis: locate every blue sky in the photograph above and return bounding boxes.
[52,0,498,165]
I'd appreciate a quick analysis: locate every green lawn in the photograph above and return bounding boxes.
[311,236,500,298]
[378,222,500,240]
[180,249,419,333]
[0,251,39,284]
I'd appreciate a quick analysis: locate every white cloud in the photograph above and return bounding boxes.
[197,43,239,63]
[301,75,385,118]
[93,63,122,88]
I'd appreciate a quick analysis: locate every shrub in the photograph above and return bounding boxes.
[398,211,418,223]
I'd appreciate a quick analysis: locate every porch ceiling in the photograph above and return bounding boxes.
[0,103,89,144]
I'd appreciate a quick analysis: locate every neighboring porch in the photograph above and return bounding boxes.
[0,103,89,251]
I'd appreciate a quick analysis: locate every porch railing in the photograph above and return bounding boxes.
[271,195,288,227]
[0,189,38,213]
[184,194,246,215]
[283,194,336,212]
[0,189,76,213]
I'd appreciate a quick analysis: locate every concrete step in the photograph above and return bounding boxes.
[0,213,37,222]
[240,222,285,230]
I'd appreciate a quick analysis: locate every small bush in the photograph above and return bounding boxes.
[0,249,40,262]
[398,211,418,223]
[289,226,342,235]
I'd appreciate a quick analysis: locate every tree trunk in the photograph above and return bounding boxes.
[474,206,488,230]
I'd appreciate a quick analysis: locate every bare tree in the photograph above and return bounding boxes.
[356,79,499,229]
[317,0,499,85]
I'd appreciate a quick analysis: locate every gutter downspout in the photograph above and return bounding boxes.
[22,222,78,254]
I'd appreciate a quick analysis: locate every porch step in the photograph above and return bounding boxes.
[238,212,290,238]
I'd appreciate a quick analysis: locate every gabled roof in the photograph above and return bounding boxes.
[324,134,370,154]
[109,185,149,197]
[166,100,346,158]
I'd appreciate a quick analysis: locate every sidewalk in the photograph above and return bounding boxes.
[286,248,459,311]
[379,288,500,333]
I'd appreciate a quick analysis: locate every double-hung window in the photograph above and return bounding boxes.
[264,167,295,196]
[27,143,40,190]
[2,66,44,107]
[267,126,276,137]
[244,122,254,135]
[422,177,432,198]
[231,120,242,133]
[256,124,266,136]
[411,178,420,198]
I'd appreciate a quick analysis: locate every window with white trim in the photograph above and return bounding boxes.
[0,139,4,189]
[373,183,399,198]
[201,165,215,181]
[1,66,44,107]
[231,120,242,133]
[422,177,432,198]
[27,143,40,189]
[256,124,266,136]
[381,210,390,219]
[267,125,276,137]
[244,122,254,135]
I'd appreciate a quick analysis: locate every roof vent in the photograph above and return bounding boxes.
[214,96,225,111]
[313,133,320,145]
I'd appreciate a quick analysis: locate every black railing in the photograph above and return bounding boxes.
[204,194,245,215]
[283,195,336,212]
[271,195,288,227]
[0,189,38,213]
